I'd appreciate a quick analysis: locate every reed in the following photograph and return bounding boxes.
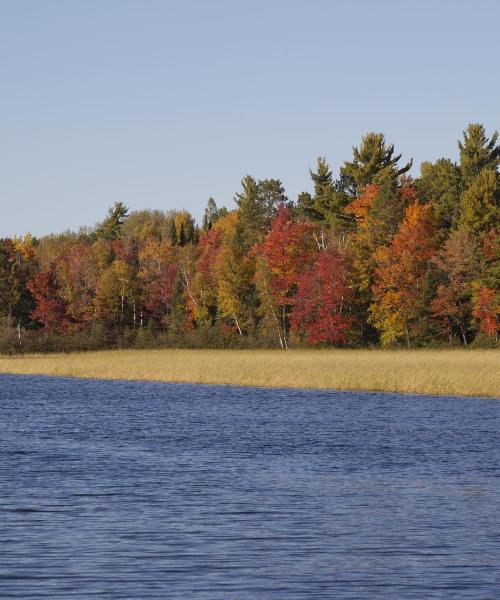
[0,348,499,397]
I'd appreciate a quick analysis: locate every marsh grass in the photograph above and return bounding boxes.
[0,348,498,397]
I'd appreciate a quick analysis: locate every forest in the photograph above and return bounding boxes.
[1,123,499,353]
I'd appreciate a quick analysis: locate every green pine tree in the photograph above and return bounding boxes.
[298,157,351,226]
[341,132,412,195]
[459,169,500,235]
[95,202,129,241]
[202,197,219,231]
[235,176,287,250]
[459,123,500,185]
[416,158,461,236]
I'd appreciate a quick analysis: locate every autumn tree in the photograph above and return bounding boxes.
[55,241,98,325]
[369,203,435,347]
[175,242,199,327]
[471,228,500,341]
[27,265,70,333]
[2,122,498,353]
[0,239,36,335]
[138,238,177,326]
[430,230,480,345]
[215,212,258,336]
[192,226,223,326]
[256,206,316,348]
[291,244,353,345]
[472,287,499,340]
[121,209,175,241]
[343,183,417,342]
[94,259,138,325]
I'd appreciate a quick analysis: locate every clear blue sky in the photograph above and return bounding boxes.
[1,0,499,237]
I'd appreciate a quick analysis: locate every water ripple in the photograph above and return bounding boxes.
[1,374,499,599]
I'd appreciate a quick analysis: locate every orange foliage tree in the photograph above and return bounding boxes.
[369,202,436,347]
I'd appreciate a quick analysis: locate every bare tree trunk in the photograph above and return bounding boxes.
[282,305,288,349]
[120,280,125,324]
[313,229,326,251]
[260,280,284,349]
[459,324,467,347]
[179,268,198,307]
[270,304,284,349]
[17,321,22,347]
[233,314,243,336]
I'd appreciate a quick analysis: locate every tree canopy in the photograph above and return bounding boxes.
[1,123,498,351]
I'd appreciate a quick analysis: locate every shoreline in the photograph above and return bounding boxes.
[0,348,499,398]
[0,370,497,401]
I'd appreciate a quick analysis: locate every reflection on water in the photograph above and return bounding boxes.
[1,374,499,599]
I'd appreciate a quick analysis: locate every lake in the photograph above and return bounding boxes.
[1,375,499,598]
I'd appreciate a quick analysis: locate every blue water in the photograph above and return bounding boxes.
[1,375,499,599]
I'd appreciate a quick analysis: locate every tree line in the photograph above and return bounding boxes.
[1,123,499,352]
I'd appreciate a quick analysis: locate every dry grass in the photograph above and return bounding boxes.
[0,348,499,397]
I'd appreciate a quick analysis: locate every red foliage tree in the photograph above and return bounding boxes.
[260,206,316,302]
[291,245,353,345]
[27,265,70,333]
[138,239,178,324]
[473,287,499,338]
[257,206,316,347]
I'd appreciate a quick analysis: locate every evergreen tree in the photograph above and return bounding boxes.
[95,202,129,241]
[296,191,318,221]
[202,197,220,231]
[458,123,500,185]
[256,178,288,220]
[235,176,287,250]
[459,169,500,235]
[0,242,20,325]
[173,211,196,245]
[311,156,334,203]
[341,132,412,195]
[309,157,337,222]
[179,224,186,247]
[298,157,351,226]
[370,182,417,241]
[416,158,461,236]
[169,219,177,245]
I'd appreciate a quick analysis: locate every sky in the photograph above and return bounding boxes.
[1,0,499,237]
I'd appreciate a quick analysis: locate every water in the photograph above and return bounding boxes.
[1,375,499,599]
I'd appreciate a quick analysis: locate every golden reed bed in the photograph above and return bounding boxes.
[0,348,498,397]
